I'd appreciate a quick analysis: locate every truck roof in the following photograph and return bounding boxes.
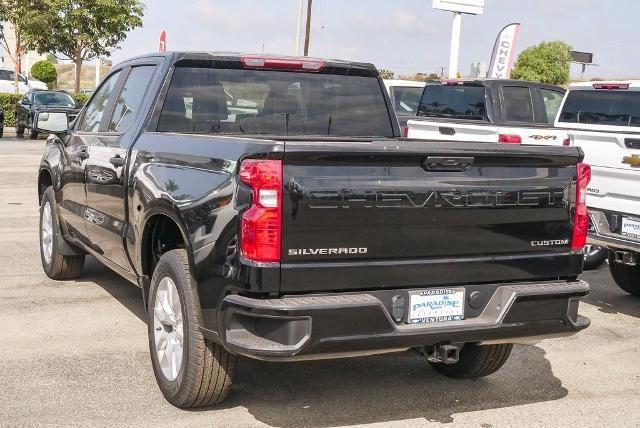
[116,51,379,76]
[427,78,564,89]
[568,80,640,90]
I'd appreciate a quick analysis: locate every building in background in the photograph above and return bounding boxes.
[470,61,488,78]
[0,22,47,76]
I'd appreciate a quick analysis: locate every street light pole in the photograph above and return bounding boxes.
[303,0,313,56]
[294,0,304,56]
[448,12,461,78]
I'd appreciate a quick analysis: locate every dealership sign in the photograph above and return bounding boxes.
[488,23,520,78]
[432,0,485,15]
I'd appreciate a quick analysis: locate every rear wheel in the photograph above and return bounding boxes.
[16,123,24,136]
[148,249,236,408]
[39,187,85,279]
[0,122,3,138]
[583,245,607,270]
[429,343,513,379]
[608,251,640,296]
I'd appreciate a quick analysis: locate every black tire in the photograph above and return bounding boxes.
[16,123,24,136]
[430,343,513,379]
[608,251,640,296]
[0,123,3,138]
[583,245,608,270]
[148,249,236,408]
[29,130,39,139]
[39,187,85,280]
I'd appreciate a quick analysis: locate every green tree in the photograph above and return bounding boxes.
[21,0,144,93]
[31,61,57,88]
[378,69,395,80]
[511,41,572,86]
[0,1,33,93]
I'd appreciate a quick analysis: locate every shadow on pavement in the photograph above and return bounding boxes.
[79,256,146,322]
[77,257,568,426]
[219,345,565,426]
[582,262,640,319]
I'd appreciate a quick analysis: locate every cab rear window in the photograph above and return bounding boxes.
[559,90,640,127]
[417,84,487,120]
[157,67,394,137]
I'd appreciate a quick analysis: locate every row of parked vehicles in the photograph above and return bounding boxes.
[32,51,638,408]
[387,77,640,274]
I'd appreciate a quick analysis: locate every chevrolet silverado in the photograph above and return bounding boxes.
[37,52,590,408]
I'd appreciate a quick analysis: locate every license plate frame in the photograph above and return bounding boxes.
[621,216,640,240]
[408,288,465,324]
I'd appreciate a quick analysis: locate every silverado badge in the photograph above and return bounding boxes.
[623,154,640,167]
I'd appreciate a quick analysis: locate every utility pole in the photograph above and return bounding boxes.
[95,57,100,88]
[448,12,461,78]
[303,0,313,56]
[294,0,304,56]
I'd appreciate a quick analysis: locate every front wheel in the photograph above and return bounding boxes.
[429,343,513,379]
[16,123,24,136]
[583,245,607,270]
[39,187,85,279]
[29,130,39,139]
[148,249,236,408]
[608,251,640,296]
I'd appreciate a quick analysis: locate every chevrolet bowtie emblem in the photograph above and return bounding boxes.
[623,154,640,167]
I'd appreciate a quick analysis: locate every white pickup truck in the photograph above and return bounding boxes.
[407,79,568,146]
[557,81,640,294]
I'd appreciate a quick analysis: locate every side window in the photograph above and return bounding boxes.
[78,71,122,132]
[541,89,565,124]
[108,66,156,132]
[502,86,534,123]
[0,70,8,81]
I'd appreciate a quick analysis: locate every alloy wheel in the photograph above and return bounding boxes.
[153,277,185,381]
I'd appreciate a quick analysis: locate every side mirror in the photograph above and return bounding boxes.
[36,112,70,134]
[21,97,31,105]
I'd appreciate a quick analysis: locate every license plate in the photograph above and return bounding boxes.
[621,217,640,240]
[408,288,465,324]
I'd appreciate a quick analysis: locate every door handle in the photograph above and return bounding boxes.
[423,156,474,172]
[109,155,125,167]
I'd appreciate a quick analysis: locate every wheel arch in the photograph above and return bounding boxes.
[38,168,54,205]
[138,203,203,321]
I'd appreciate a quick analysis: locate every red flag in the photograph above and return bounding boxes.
[158,30,167,52]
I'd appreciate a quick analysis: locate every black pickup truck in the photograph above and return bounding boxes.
[38,52,590,408]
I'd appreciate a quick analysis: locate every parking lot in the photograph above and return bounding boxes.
[1,133,640,427]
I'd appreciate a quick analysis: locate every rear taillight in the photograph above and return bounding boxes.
[402,126,409,137]
[239,159,282,263]
[240,56,325,72]
[562,138,571,146]
[593,83,629,90]
[498,134,522,144]
[572,163,591,250]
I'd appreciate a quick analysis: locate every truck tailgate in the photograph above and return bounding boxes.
[280,140,583,293]
[407,118,568,146]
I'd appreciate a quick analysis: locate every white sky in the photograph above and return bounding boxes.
[109,0,638,79]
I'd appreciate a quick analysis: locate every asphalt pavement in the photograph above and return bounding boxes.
[1,133,639,427]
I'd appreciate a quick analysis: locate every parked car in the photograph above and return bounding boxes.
[37,52,590,408]
[0,107,4,138]
[407,79,568,146]
[16,90,82,139]
[557,81,640,291]
[384,79,426,128]
[0,69,47,93]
